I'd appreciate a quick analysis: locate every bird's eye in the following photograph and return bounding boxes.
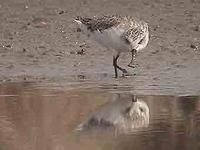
[139,107,144,112]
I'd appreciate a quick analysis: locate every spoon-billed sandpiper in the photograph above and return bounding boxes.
[75,15,149,78]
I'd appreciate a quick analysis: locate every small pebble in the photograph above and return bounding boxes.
[42,52,46,55]
[153,25,160,31]
[70,51,75,54]
[194,25,200,31]
[32,18,49,28]
[58,10,64,15]
[79,43,86,48]
[27,54,34,58]
[190,44,198,50]
[76,49,85,55]
[77,28,82,32]
[38,46,46,49]
[83,1,87,5]
[5,44,12,48]
[77,74,85,79]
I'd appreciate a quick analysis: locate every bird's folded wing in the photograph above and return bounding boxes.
[76,16,121,32]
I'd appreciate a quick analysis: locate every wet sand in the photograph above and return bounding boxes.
[0,0,200,94]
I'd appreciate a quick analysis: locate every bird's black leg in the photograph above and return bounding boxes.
[113,56,118,78]
[128,49,137,68]
[113,53,128,78]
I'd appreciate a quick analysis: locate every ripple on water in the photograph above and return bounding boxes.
[0,82,200,150]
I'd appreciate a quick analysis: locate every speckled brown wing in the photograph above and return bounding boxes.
[122,27,145,44]
[76,16,121,32]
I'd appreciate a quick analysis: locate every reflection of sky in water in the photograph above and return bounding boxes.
[0,83,200,150]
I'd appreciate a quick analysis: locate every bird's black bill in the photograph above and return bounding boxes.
[132,95,137,102]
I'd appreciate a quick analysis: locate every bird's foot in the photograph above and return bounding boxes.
[120,69,131,77]
[121,68,128,74]
[128,63,139,68]
[128,63,136,68]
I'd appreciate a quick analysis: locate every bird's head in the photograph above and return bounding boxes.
[124,22,149,52]
[126,99,149,122]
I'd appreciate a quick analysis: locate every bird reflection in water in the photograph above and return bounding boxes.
[77,94,150,134]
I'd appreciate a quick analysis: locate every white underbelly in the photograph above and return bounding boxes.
[90,27,130,52]
[76,21,131,52]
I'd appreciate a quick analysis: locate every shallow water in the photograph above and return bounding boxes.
[0,82,200,150]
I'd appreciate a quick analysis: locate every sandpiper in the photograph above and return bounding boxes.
[76,96,149,132]
[75,15,149,78]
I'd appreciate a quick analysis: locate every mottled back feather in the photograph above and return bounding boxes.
[76,16,121,32]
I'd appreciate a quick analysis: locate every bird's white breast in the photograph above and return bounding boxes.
[76,21,131,52]
[92,27,130,52]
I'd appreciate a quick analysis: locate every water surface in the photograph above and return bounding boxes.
[0,82,200,150]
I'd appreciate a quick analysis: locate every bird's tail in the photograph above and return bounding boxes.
[74,16,92,34]
[74,16,93,25]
